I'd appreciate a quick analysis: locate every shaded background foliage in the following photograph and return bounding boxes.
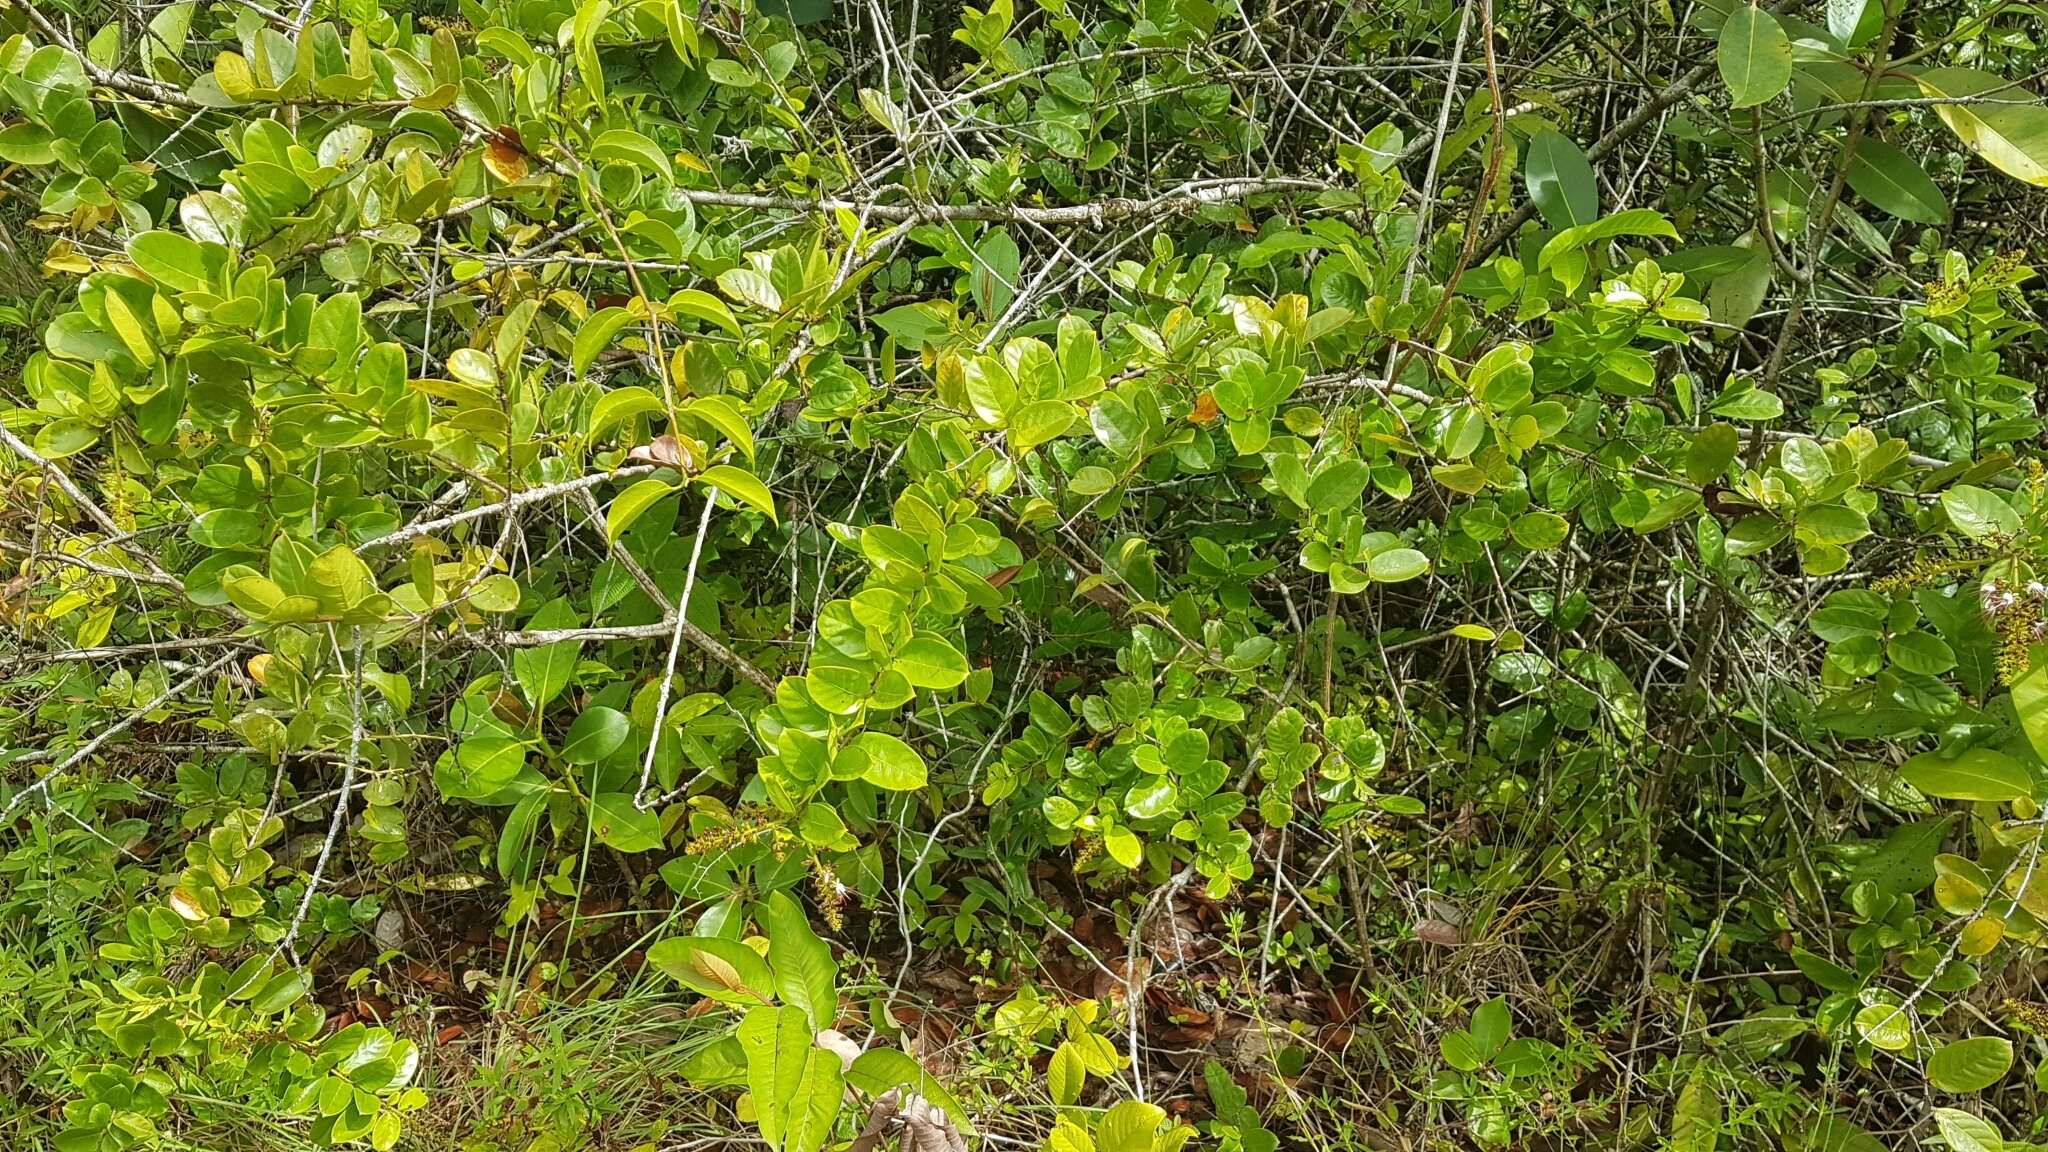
[5,0,2048,1149]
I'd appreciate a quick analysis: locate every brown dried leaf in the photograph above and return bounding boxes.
[1189,392,1221,425]
[483,128,528,183]
[1141,909,1202,966]
[419,872,490,891]
[816,1028,861,1071]
[900,1095,969,1152]
[627,433,695,471]
[489,689,529,727]
[1414,918,1463,946]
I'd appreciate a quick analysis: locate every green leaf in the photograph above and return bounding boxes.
[647,935,776,1003]
[1668,1066,1720,1152]
[1009,400,1075,452]
[1941,485,2020,538]
[739,1005,843,1152]
[847,731,927,790]
[46,312,130,368]
[799,802,849,848]
[1538,208,1680,271]
[859,86,910,138]
[498,792,546,880]
[1779,437,1833,489]
[1853,1003,1912,1051]
[2011,653,2048,766]
[680,1036,750,1088]
[1102,825,1142,867]
[1708,242,1772,328]
[1091,392,1144,455]
[571,0,612,101]
[1933,1107,2005,1152]
[1898,748,2034,802]
[446,737,527,799]
[0,123,56,165]
[1792,1117,1887,1152]
[33,419,99,459]
[696,465,778,523]
[970,228,1021,319]
[670,289,744,339]
[471,574,522,613]
[1849,817,1949,896]
[1509,512,1569,551]
[222,569,290,619]
[589,792,663,852]
[447,347,498,389]
[1828,0,1882,47]
[561,706,629,765]
[127,231,211,294]
[1470,996,1510,1056]
[1432,462,1489,494]
[1926,1036,2014,1093]
[1367,548,1429,583]
[1048,1042,1085,1106]
[307,545,377,614]
[686,395,755,461]
[1846,140,1951,224]
[1307,459,1370,512]
[1440,1029,1482,1071]
[1524,130,1598,229]
[607,478,679,543]
[1709,388,1783,421]
[718,268,782,311]
[573,306,638,379]
[514,598,581,709]
[1057,314,1101,387]
[1071,466,1118,495]
[1126,777,1178,820]
[706,59,754,87]
[758,890,837,1032]
[893,632,969,689]
[845,1048,976,1138]
[1718,5,1793,109]
[1887,631,1956,676]
[1096,1101,1166,1152]
[1799,504,1871,546]
[590,386,666,440]
[190,508,265,550]
[1790,947,1859,993]
[1686,424,1741,484]
[874,302,954,348]
[589,128,673,181]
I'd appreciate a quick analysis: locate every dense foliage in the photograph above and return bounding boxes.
[8,0,2048,1148]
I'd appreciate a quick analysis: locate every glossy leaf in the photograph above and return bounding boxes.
[1926,1036,2013,1093]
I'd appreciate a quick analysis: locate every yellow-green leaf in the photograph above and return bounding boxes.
[607,477,679,543]
[696,465,777,523]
